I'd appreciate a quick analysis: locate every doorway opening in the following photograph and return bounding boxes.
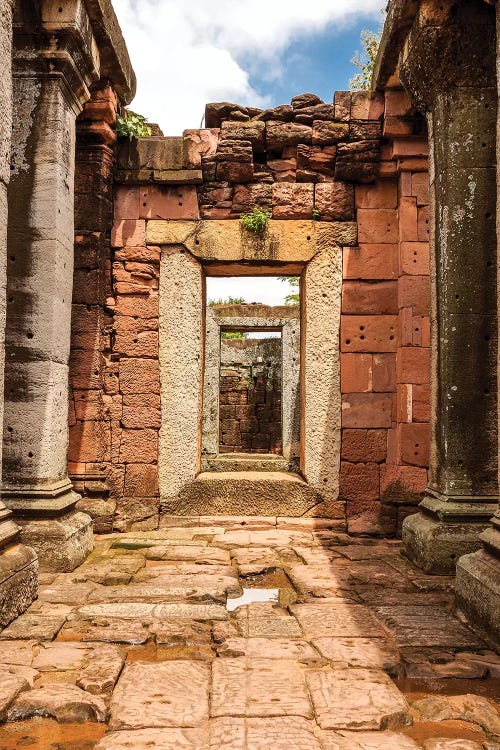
[203,275,301,471]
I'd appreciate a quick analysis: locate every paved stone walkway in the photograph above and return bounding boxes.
[0,517,499,749]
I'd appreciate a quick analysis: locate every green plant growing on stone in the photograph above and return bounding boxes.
[312,208,320,221]
[350,8,385,92]
[116,110,152,140]
[240,208,272,234]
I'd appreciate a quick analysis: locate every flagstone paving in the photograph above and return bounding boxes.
[0,517,498,749]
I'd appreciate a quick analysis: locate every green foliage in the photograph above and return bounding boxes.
[240,208,272,234]
[350,28,382,91]
[312,208,320,221]
[208,296,245,306]
[221,331,246,340]
[280,276,300,306]
[116,110,152,140]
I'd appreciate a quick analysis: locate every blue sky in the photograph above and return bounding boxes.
[113,1,383,305]
[114,1,384,136]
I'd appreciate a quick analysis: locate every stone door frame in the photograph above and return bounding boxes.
[202,307,301,468]
[152,219,348,512]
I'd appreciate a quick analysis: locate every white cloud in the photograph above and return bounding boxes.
[113,0,382,135]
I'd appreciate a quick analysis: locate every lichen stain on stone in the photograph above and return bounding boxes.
[11,79,41,178]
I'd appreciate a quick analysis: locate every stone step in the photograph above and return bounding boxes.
[166,471,325,517]
[200,454,290,473]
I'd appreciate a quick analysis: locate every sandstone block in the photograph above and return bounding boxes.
[340,461,380,503]
[211,658,312,718]
[220,120,265,152]
[397,347,430,384]
[138,186,199,220]
[272,183,313,219]
[307,668,410,731]
[356,182,397,209]
[114,186,140,219]
[119,358,160,394]
[266,121,312,150]
[385,89,414,117]
[341,353,372,393]
[111,220,146,248]
[351,92,385,120]
[312,121,349,145]
[380,465,427,505]
[342,281,398,315]
[341,429,387,463]
[357,209,399,244]
[290,602,385,638]
[342,393,393,428]
[315,182,354,220]
[94,728,208,749]
[343,245,399,280]
[210,717,322,749]
[109,661,209,729]
[398,422,430,467]
[341,315,398,353]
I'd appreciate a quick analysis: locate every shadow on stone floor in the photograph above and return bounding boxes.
[0,516,498,749]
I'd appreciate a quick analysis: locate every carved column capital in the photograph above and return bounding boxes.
[399,0,496,111]
[13,0,101,113]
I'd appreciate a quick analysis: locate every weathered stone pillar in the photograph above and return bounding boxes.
[455,1,500,648]
[0,0,38,625]
[2,1,100,571]
[399,0,499,573]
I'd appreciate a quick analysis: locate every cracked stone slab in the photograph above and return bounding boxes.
[133,563,236,580]
[291,602,386,638]
[305,668,411,730]
[59,617,150,644]
[217,637,323,664]
[235,603,303,638]
[144,545,231,563]
[76,602,229,621]
[95,728,209,749]
[69,556,146,585]
[87,575,239,603]
[374,606,485,649]
[38,583,98,605]
[32,642,124,695]
[0,613,67,641]
[209,716,322,749]
[0,641,38,665]
[0,672,31,721]
[109,661,210,729]
[312,637,401,672]
[320,731,421,749]
[7,683,108,723]
[288,562,413,596]
[213,530,311,549]
[211,658,312,718]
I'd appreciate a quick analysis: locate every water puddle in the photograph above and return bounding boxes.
[0,718,106,749]
[235,570,297,607]
[404,719,487,744]
[395,677,500,707]
[226,587,279,611]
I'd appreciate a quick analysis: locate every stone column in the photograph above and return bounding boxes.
[2,1,100,571]
[0,0,38,625]
[455,2,500,648]
[399,0,499,573]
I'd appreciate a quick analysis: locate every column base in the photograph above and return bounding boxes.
[456,549,500,650]
[0,543,38,628]
[402,493,497,574]
[15,510,93,573]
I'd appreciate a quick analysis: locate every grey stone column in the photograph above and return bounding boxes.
[2,2,99,571]
[0,0,37,624]
[399,0,499,573]
[455,2,500,649]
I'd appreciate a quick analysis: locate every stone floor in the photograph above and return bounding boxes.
[0,516,499,750]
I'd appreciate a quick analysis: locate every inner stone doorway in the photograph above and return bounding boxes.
[219,330,283,456]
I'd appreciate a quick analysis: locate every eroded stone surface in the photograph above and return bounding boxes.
[209,717,322,749]
[95,728,209,749]
[312,637,401,672]
[110,661,210,729]
[211,658,312,718]
[7,683,108,723]
[306,668,411,730]
[320,731,421,749]
[412,695,500,735]
[291,602,386,638]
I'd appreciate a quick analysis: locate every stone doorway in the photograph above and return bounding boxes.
[155,220,345,518]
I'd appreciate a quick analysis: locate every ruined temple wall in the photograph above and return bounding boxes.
[70,87,431,534]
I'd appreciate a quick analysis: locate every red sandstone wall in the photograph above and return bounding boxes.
[69,86,431,534]
[341,86,430,535]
